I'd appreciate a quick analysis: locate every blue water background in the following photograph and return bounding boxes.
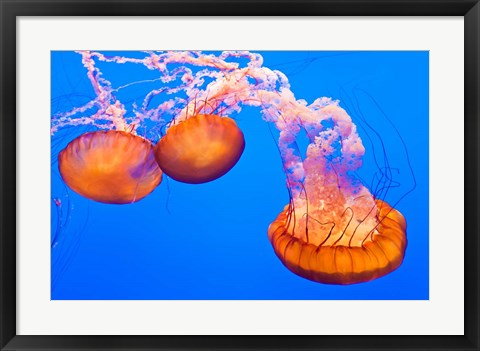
[51,51,429,300]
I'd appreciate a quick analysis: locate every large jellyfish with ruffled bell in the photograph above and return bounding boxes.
[266,103,407,284]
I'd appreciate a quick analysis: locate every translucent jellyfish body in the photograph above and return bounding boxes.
[154,114,245,184]
[58,131,162,204]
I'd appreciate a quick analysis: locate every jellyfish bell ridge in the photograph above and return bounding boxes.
[154,114,245,184]
[58,130,163,204]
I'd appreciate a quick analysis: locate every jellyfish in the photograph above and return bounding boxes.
[154,114,245,184]
[51,50,410,285]
[266,103,407,285]
[58,130,162,204]
[54,52,163,204]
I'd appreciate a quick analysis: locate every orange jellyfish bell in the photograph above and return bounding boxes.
[154,114,245,184]
[58,130,162,204]
[268,200,407,285]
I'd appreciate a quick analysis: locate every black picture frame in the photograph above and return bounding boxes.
[1,1,479,350]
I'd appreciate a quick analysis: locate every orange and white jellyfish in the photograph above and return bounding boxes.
[53,53,163,204]
[266,103,407,284]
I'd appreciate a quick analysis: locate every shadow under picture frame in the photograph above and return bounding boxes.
[1,0,479,350]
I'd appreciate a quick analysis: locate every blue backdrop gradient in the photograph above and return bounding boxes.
[51,51,429,300]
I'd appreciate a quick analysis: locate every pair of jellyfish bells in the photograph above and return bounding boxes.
[58,114,245,204]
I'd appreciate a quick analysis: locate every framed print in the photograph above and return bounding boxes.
[1,0,479,350]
